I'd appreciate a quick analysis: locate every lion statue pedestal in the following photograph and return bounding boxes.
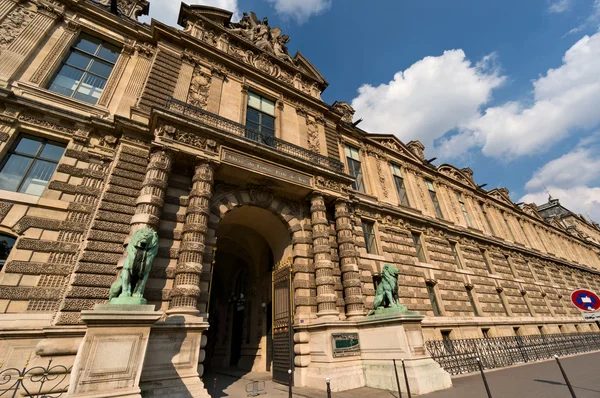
[294,264,452,395]
[67,228,165,398]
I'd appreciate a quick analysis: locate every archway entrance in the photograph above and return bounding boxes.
[205,205,292,376]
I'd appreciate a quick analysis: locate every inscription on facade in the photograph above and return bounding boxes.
[331,333,361,358]
[222,149,312,186]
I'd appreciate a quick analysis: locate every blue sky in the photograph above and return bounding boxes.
[144,0,600,220]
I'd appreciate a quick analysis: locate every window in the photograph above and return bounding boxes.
[345,145,365,192]
[428,284,442,316]
[246,91,276,142]
[0,234,16,270]
[390,164,410,206]
[558,325,564,334]
[480,249,494,274]
[538,326,544,336]
[467,288,481,316]
[479,202,496,236]
[456,192,472,227]
[425,179,443,219]
[441,330,454,353]
[450,242,463,269]
[412,232,426,263]
[362,220,378,254]
[0,135,65,196]
[482,328,490,338]
[48,33,120,105]
[513,327,521,336]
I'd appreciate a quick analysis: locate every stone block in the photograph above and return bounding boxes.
[0,273,21,286]
[7,300,29,313]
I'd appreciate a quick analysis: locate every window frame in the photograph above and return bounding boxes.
[0,233,17,270]
[390,163,410,207]
[425,179,444,219]
[412,232,427,263]
[362,219,379,255]
[456,191,473,227]
[345,145,366,193]
[48,33,121,105]
[0,134,66,196]
[246,91,276,138]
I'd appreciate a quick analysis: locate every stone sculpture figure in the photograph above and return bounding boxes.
[109,227,159,304]
[369,264,407,315]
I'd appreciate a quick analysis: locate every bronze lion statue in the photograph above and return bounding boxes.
[109,227,159,303]
[369,264,404,315]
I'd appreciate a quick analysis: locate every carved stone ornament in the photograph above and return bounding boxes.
[376,160,388,198]
[315,176,349,193]
[0,5,34,53]
[155,123,177,139]
[94,0,149,20]
[407,140,425,160]
[306,119,320,153]
[188,68,212,109]
[249,184,274,206]
[332,101,355,123]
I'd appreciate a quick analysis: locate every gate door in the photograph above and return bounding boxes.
[272,264,294,385]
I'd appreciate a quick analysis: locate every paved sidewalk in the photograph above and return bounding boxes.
[205,351,600,397]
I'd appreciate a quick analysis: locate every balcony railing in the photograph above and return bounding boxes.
[426,332,600,375]
[165,97,345,174]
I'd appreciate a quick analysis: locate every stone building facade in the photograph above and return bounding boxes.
[0,0,599,394]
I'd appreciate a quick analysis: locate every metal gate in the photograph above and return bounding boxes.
[272,263,294,385]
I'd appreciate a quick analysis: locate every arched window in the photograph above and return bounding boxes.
[0,234,16,270]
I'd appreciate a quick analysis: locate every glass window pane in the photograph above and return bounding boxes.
[426,180,435,191]
[65,51,92,70]
[14,137,42,156]
[40,143,65,161]
[0,155,32,191]
[0,234,16,266]
[19,160,56,195]
[261,115,275,129]
[74,74,106,104]
[76,35,101,55]
[261,127,275,136]
[49,65,83,97]
[247,121,260,131]
[246,108,260,123]
[89,59,113,78]
[98,44,120,63]
[248,92,261,109]
[261,98,275,116]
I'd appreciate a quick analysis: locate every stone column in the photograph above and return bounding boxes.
[168,159,215,316]
[0,5,60,81]
[130,147,173,233]
[334,199,364,319]
[310,193,338,319]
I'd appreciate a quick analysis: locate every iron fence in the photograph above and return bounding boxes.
[426,332,600,375]
[0,359,71,397]
[165,97,345,174]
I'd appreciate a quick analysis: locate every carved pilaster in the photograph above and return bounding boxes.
[130,147,173,232]
[335,199,364,318]
[168,160,215,316]
[310,193,338,319]
[29,19,80,85]
[0,3,60,80]
[97,41,134,107]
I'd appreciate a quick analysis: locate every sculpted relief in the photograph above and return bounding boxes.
[229,12,295,65]
[188,67,212,108]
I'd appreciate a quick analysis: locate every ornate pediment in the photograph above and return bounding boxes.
[521,203,545,221]
[178,5,326,97]
[93,0,149,19]
[366,135,423,164]
[437,165,476,188]
[487,187,515,207]
[331,101,355,123]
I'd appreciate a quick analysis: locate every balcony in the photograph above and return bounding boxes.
[165,97,345,174]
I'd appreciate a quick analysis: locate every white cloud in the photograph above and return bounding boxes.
[140,0,240,28]
[548,0,572,13]
[568,0,600,34]
[441,31,600,160]
[524,148,600,191]
[351,50,505,152]
[267,0,332,23]
[520,187,600,222]
[520,136,600,222]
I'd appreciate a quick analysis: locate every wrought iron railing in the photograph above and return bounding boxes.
[165,97,345,174]
[426,332,600,375]
[0,359,71,397]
